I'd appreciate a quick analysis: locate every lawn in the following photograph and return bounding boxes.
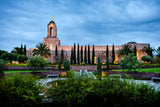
[113,68,160,73]
[4,70,47,74]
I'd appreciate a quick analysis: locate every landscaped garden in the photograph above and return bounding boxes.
[0,44,160,106]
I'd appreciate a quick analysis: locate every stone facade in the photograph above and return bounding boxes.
[27,20,149,63]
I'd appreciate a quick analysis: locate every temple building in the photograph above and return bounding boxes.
[27,18,149,63]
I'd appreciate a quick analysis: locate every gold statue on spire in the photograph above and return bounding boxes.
[51,16,53,20]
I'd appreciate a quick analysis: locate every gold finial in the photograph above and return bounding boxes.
[51,16,53,20]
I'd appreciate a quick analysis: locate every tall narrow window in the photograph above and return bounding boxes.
[51,28,53,37]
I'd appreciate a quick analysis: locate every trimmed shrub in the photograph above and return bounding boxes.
[66,71,75,78]
[0,73,44,106]
[27,55,49,71]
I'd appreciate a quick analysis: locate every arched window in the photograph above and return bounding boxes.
[50,43,52,50]
[51,28,53,37]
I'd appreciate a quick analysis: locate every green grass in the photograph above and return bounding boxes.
[4,70,47,74]
[113,68,160,73]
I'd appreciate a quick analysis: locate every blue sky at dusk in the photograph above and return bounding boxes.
[0,0,160,52]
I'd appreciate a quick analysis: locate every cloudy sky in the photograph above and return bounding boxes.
[0,0,160,52]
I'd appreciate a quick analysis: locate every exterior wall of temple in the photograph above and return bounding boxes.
[27,20,149,63]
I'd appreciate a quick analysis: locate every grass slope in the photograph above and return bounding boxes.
[113,68,160,73]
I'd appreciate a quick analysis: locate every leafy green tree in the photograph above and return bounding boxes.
[117,44,133,57]
[27,55,49,71]
[141,55,153,63]
[92,45,95,64]
[58,58,61,70]
[61,49,64,64]
[77,43,80,64]
[81,46,83,63]
[33,43,51,57]
[119,53,142,72]
[0,50,7,57]
[84,45,87,64]
[97,56,102,78]
[0,59,4,77]
[73,43,76,64]
[112,44,115,64]
[0,53,15,63]
[88,44,90,64]
[17,55,28,63]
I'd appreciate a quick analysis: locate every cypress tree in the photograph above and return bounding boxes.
[106,45,109,70]
[77,43,80,64]
[73,43,76,64]
[70,48,73,64]
[134,45,137,57]
[61,49,64,64]
[97,56,102,79]
[92,45,95,64]
[23,44,26,55]
[55,45,58,64]
[81,46,83,63]
[112,44,115,64]
[84,45,87,64]
[106,45,109,58]
[58,58,61,70]
[20,44,23,55]
[88,44,90,64]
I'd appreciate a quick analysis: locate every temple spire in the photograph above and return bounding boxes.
[51,16,53,20]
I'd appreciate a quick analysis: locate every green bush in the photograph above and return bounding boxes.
[46,77,160,106]
[119,53,142,71]
[141,55,153,63]
[27,55,49,71]
[0,59,4,77]
[0,73,44,106]
[17,55,28,63]
[66,71,75,78]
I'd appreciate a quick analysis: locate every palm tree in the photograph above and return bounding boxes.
[33,43,51,57]
[142,45,154,57]
[11,47,21,55]
[117,44,133,57]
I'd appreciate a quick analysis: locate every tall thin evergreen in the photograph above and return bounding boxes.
[73,43,76,64]
[92,45,95,64]
[84,45,87,64]
[88,44,90,64]
[70,48,73,64]
[55,45,58,63]
[77,43,80,64]
[112,44,115,64]
[106,45,109,58]
[20,44,23,55]
[23,44,26,55]
[97,56,102,79]
[134,45,137,57]
[106,45,109,70]
[58,58,61,70]
[61,49,64,64]
[81,46,83,63]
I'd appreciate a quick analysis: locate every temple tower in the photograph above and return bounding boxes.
[43,17,60,50]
